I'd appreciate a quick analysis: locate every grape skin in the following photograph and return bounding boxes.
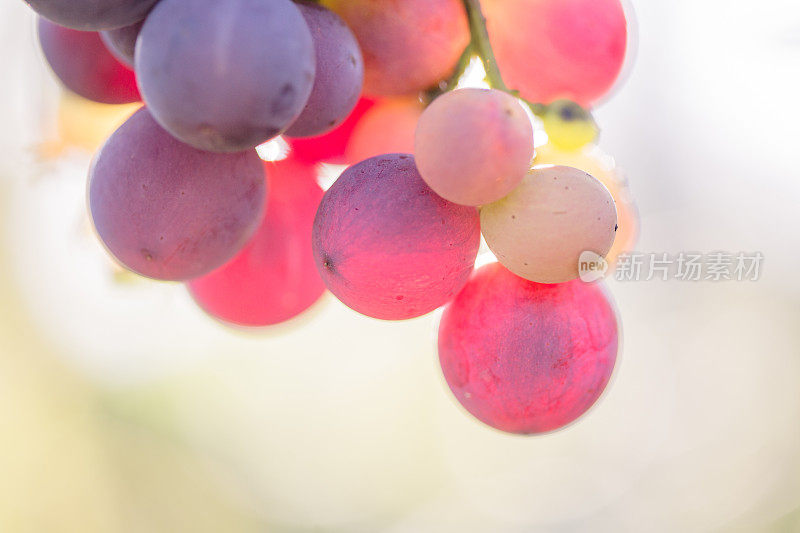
[480,165,618,283]
[188,157,325,327]
[38,18,140,104]
[322,0,469,96]
[288,97,376,164]
[136,0,316,153]
[483,0,627,106]
[25,0,158,30]
[89,108,266,281]
[312,154,481,320]
[438,262,618,435]
[534,143,638,266]
[284,2,364,138]
[415,88,534,206]
[100,19,144,67]
[345,98,422,165]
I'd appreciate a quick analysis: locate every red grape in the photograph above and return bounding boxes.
[345,98,422,165]
[89,108,266,281]
[312,154,480,320]
[24,0,158,30]
[284,2,363,138]
[100,19,143,67]
[288,97,376,164]
[322,0,469,96]
[136,0,315,152]
[483,0,627,106]
[438,262,618,434]
[38,18,140,104]
[188,157,325,327]
[415,88,533,206]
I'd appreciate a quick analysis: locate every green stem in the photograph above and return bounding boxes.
[462,0,509,93]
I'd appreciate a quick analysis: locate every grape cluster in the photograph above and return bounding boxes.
[28,0,635,435]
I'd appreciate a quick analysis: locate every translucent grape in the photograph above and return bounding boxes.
[480,165,617,283]
[24,0,158,30]
[345,98,422,165]
[188,157,325,327]
[100,19,143,67]
[38,18,140,104]
[89,108,266,281]
[534,144,638,266]
[483,0,627,106]
[415,88,533,206]
[438,262,618,434]
[136,0,315,152]
[288,97,376,164]
[284,2,363,138]
[312,154,480,320]
[540,99,599,151]
[322,0,469,96]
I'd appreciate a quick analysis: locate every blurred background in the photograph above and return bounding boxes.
[1,0,799,531]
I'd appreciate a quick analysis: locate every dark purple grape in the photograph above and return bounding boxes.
[24,0,158,30]
[100,19,144,67]
[38,17,140,104]
[312,154,480,320]
[89,108,266,281]
[136,0,315,153]
[284,2,363,138]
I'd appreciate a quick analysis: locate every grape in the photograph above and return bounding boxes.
[415,88,533,206]
[88,108,266,281]
[534,144,638,266]
[284,2,363,138]
[480,165,617,283]
[136,0,315,153]
[540,99,599,151]
[345,98,422,164]
[38,18,140,104]
[188,157,325,327]
[288,97,376,164]
[322,0,469,96]
[438,262,618,434]
[312,154,480,320]
[483,0,627,106]
[100,19,143,67]
[24,0,158,30]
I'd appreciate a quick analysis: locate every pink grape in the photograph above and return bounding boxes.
[188,157,325,327]
[483,0,627,106]
[136,0,315,152]
[89,107,266,281]
[345,98,422,165]
[100,19,143,67]
[312,154,480,320]
[24,0,157,30]
[322,0,469,96]
[38,18,140,104]
[438,262,618,434]
[415,88,533,206]
[288,96,376,164]
[480,165,617,283]
[284,2,363,138]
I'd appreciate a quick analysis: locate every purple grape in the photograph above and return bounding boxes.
[100,19,144,67]
[88,108,266,281]
[38,17,140,104]
[284,2,363,138]
[312,154,481,320]
[24,0,158,30]
[136,0,316,153]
